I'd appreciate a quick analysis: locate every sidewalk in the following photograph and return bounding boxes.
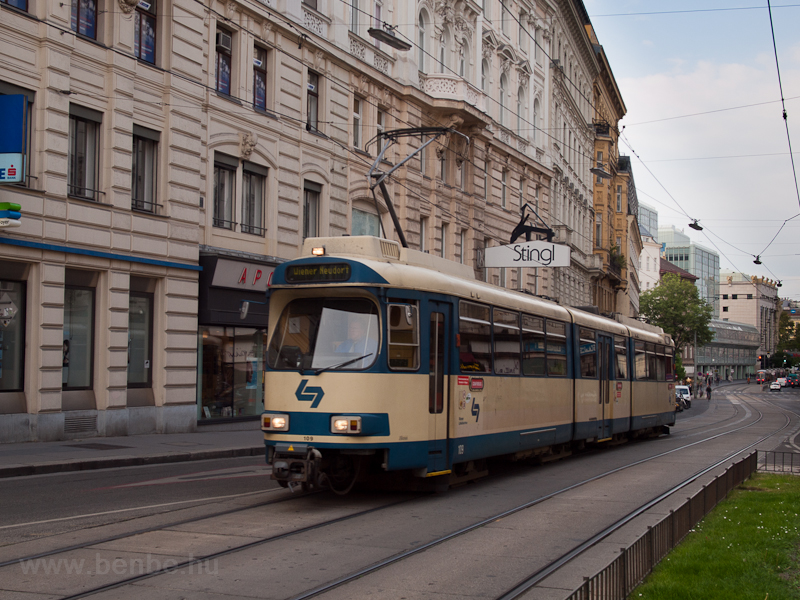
[0,423,265,479]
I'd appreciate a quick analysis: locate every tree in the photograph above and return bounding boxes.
[776,311,796,352]
[639,273,714,355]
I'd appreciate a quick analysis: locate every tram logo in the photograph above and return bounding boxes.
[295,380,325,408]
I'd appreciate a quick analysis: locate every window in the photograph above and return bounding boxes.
[353,97,363,149]
[732,294,738,300]
[0,83,34,187]
[501,169,507,208]
[747,294,753,299]
[215,26,233,96]
[521,315,545,376]
[459,230,465,264]
[501,0,509,35]
[616,185,622,211]
[439,150,446,181]
[595,213,602,246]
[373,2,382,48]
[459,302,491,373]
[350,0,359,33]
[615,336,627,379]
[353,207,381,236]
[377,108,386,148]
[420,216,428,252]
[533,98,539,144]
[68,105,101,201]
[242,162,267,236]
[517,87,524,135]
[303,181,321,239]
[134,0,157,64]
[499,74,507,126]
[519,178,525,208]
[723,306,728,312]
[213,153,236,230]
[132,126,158,213]
[0,279,25,392]
[63,286,94,390]
[71,0,97,38]
[388,304,419,370]
[440,223,447,258]
[519,13,527,53]
[722,294,728,300]
[546,320,567,376]
[481,59,489,93]
[128,291,153,387]
[2,0,27,10]
[484,161,490,199]
[437,29,447,73]
[253,46,268,111]
[307,71,320,132]
[494,309,520,375]
[579,327,597,378]
[418,13,427,73]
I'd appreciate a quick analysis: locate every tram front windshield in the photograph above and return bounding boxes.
[268,298,379,371]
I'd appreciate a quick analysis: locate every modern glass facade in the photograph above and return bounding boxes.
[697,320,760,380]
[638,204,658,241]
[660,227,720,318]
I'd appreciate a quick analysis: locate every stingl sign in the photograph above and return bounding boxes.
[484,241,571,268]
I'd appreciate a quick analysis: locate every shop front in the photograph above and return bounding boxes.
[197,253,275,422]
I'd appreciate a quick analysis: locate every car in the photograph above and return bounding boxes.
[777,377,787,387]
[675,385,692,408]
[769,381,782,391]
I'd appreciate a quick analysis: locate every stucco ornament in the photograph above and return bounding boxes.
[241,132,258,159]
[117,0,138,15]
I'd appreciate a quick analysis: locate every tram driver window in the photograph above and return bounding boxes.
[388,304,419,370]
[459,301,491,373]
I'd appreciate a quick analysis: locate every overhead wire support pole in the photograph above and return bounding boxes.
[366,127,470,249]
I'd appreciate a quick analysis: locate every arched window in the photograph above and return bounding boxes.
[533,98,540,144]
[499,73,507,126]
[418,13,427,73]
[517,86,525,135]
[437,26,450,74]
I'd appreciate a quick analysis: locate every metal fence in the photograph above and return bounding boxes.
[565,451,760,600]
[758,450,800,474]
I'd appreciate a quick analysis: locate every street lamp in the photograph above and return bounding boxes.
[754,255,762,265]
[688,220,703,231]
[367,24,412,51]
[590,163,612,179]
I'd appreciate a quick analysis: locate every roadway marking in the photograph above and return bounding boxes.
[106,466,272,489]
[0,489,275,531]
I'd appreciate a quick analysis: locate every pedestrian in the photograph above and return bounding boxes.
[706,383,712,401]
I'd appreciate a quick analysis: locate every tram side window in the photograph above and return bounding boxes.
[656,345,666,381]
[493,309,520,375]
[646,343,658,381]
[614,336,628,380]
[546,319,567,377]
[521,315,546,376]
[387,304,419,370]
[635,341,648,380]
[666,347,675,381]
[459,301,491,373]
[579,327,597,378]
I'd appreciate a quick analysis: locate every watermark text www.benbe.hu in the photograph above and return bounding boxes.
[18,554,219,576]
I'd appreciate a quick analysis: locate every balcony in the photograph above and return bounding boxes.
[419,73,484,112]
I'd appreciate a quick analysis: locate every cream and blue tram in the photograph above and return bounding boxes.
[261,236,676,491]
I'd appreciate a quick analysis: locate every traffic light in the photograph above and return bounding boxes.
[0,202,21,228]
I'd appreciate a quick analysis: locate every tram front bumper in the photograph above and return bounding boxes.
[269,443,321,484]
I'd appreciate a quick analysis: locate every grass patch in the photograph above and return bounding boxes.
[632,473,800,599]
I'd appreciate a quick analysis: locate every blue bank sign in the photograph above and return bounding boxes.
[0,95,27,184]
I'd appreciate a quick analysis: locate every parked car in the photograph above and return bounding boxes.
[770,381,782,391]
[675,385,692,408]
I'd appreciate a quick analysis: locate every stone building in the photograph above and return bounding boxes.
[719,271,779,358]
[0,0,624,441]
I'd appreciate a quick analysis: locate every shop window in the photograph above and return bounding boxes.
[71,0,97,39]
[128,292,153,387]
[134,0,157,64]
[63,286,94,390]
[242,162,267,236]
[0,83,33,187]
[68,104,102,201]
[132,125,159,213]
[0,280,25,392]
[199,326,267,419]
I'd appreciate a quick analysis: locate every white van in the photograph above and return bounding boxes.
[675,385,692,408]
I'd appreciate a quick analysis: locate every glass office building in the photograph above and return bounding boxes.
[659,226,720,318]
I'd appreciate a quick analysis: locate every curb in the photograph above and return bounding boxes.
[0,446,265,479]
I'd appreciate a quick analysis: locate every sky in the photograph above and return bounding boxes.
[583,0,800,302]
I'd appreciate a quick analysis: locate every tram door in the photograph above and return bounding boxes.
[427,302,451,473]
[598,334,614,440]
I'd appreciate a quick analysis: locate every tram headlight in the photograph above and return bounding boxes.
[262,413,289,431]
[331,416,362,434]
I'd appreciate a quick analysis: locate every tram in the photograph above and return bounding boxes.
[260,236,676,492]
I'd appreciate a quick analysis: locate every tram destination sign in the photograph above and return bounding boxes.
[285,263,352,283]
[484,241,571,268]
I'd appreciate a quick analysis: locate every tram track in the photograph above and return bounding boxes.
[16,391,789,600]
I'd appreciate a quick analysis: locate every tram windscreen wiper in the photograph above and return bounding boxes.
[313,353,373,375]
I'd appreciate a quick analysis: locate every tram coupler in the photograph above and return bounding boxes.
[270,443,322,486]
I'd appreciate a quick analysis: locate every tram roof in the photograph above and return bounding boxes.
[289,237,668,344]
